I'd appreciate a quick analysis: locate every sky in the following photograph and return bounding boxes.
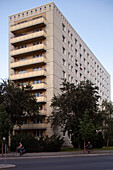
[0,0,113,101]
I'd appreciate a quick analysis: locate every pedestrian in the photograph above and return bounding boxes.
[86,141,92,153]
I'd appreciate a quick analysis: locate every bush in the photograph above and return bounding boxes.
[92,132,104,148]
[10,133,39,152]
[10,133,64,152]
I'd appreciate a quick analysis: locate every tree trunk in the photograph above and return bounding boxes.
[2,140,3,157]
[107,138,109,147]
[78,140,81,149]
[84,140,86,153]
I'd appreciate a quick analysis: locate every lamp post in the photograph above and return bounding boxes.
[3,137,7,165]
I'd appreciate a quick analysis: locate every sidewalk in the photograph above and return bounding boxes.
[1,150,113,158]
[0,164,16,169]
[0,150,113,169]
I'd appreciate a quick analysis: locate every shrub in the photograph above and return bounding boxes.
[10,133,64,152]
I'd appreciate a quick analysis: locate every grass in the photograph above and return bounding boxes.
[61,146,113,152]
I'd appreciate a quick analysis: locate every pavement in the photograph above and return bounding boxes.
[0,150,113,169]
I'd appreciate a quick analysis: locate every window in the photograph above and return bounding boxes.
[33,54,42,58]
[71,44,73,50]
[62,47,66,54]
[33,67,42,71]
[33,80,42,84]
[80,54,82,59]
[84,58,86,63]
[71,66,73,72]
[18,58,26,61]
[62,23,66,32]
[68,52,70,58]
[79,44,82,49]
[75,69,78,74]
[75,59,78,66]
[75,38,77,44]
[62,35,66,43]
[71,77,73,82]
[68,75,70,81]
[68,41,70,47]
[34,92,43,97]
[18,70,26,74]
[62,58,66,66]
[71,33,73,39]
[33,42,42,45]
[68,30,70,36]
[62,70,66,78]
[68,63,70,69]
[75,49,77,56]
[80,73,82,78]
[71,55,73,61]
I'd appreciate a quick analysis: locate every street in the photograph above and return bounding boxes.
[0,155,113,170]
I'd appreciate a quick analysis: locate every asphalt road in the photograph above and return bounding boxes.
[0,155,113,170]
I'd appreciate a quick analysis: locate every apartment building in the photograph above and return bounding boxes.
[9,2,111,146]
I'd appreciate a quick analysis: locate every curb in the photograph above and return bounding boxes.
[0,164,16,169]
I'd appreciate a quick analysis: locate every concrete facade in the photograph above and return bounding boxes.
[9,2,111,146]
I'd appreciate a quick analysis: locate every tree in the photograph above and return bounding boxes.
[102,99,113,146]
[0,106,11,155]
[79,110,96,152]
[0,80,39,131]
[49,79,101,148]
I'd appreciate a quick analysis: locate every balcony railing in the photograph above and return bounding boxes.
[10,17,47,32]
[32,83,46,90]
[10,70,47,80]
[36,96,47,103]
[10,56,47,68]
[39,109,47,116]
[14,123,47,130]
[10,30,47,45]
[10,44,46,56]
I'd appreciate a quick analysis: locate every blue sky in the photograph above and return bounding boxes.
[0,0,113,101]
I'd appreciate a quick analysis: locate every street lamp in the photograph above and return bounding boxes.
[3,137,7,165]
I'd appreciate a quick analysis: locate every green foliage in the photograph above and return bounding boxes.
[0,106,11,140]
[78,110,96,151]
[50,79,101,148]
[92,132,104,148]
[10,133,64,152]
[101,100,113,146]
[0,80,39,129]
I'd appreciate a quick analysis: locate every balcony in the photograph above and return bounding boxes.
[10,30,47,45]
[36,96,46,103]
[10,44,46,57]
[32,83,46,90]
[10,17,47,33]
[14,123,47,130]
[39,109,47,116]
[10,56,47,68]
[10,70,47,80]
